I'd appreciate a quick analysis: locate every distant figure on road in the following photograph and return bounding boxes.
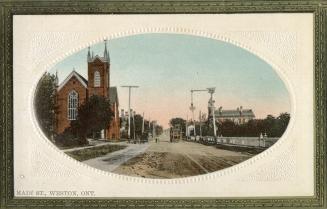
[155,137,159,143]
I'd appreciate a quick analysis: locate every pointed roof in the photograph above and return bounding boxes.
[57,70,88,91]
[54,70,59,86]
[103,39,109,62]
[88,40,110,63]
[87,46,91,62]
[74,71,88,84]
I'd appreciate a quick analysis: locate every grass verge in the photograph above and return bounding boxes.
[57,143,94,150]
[65,144,127,161]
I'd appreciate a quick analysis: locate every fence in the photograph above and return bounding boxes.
[189,136,279,148]
[215,136,279,148]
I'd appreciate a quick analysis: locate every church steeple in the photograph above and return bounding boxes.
[87,46,91,62]
[87,40,110,99]
[55,70,59,87]
[103,39,110,63]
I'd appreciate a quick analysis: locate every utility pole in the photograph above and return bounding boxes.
[133,110,136,141]
[207,87,217,137]
[186,115,188,139]
[152,120,156,138]
[142,112,145,134]
[199,110,202,137]
[121,85,139,139]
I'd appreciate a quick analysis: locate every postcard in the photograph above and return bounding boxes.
[13,14,314,198]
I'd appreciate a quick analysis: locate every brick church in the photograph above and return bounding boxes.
[55,41,120,140]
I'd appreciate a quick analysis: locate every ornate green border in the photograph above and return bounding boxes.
[0,0,326,208]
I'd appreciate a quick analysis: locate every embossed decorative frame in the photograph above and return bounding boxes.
[0,0,326,208]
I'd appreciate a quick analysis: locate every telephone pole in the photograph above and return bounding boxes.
[207,87,217,137]
[121,85,139,139]
[142,112,145,134]
[132,110,136,140]
[186,115,188,139]
[199,110,202,137]
[152,120,156,138]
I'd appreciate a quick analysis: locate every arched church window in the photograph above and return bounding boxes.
[68,90,78,120]
[94,71,100,87]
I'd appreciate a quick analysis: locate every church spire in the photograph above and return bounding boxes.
[55,70,59,87]
[87,46,91,62]
[103,39,110,63]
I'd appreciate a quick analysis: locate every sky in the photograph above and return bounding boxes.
[49,33,291,129]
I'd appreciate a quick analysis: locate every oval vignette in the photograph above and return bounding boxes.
[34,33,291,179]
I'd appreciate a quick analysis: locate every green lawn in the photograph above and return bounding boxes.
[65,144,127,161]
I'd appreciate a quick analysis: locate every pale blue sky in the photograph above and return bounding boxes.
[50,33,291,128]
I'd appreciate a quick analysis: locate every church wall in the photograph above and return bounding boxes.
[106,102,120,140]
[55,45,120,141]
[56,76,87,134]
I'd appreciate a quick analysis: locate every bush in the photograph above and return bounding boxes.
[54,127,88,148]
[70,95,113,140]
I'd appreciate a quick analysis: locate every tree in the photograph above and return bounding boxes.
[274,112,290,137]
[155,125,163,136]
[277,112,290,132]
[133,114,144,138]
[71,95,113,143]
[217,113,290,137]
[169,118,186,127]
[34,72,57,139]
[169,117,186,136]
[195,112,291,138]
[200,121,211,136]
[143,120,150,133]
[219,120,237,137]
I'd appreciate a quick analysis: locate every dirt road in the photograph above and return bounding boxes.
[112,133,251,178]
